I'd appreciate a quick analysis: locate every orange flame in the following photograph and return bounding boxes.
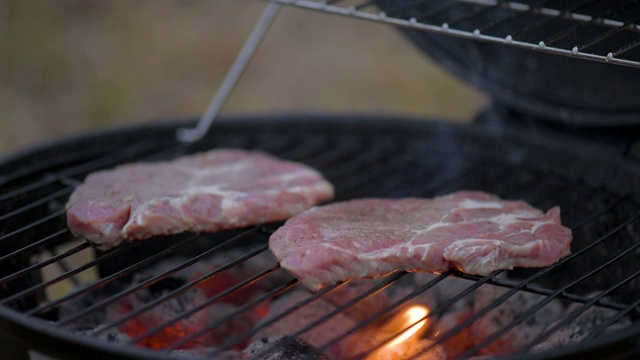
[364,305,431,360]
[387,305,429,347]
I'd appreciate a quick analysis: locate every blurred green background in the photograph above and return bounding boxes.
[0,0,487,157]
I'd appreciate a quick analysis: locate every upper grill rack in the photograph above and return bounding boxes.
[267,0,640,68]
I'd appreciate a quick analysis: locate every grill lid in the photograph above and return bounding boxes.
[1,115,640,359]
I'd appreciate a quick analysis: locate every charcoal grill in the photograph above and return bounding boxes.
[3,1,640,359]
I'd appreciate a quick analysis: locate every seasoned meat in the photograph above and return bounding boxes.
[66,149,334,250]
[269,191,572,290]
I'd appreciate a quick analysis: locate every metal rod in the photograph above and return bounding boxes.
[0,187,73,222]
[176,3,281,143]
[319,272,450,358]
[0,142,160,203]
[0,228,68,265]
[515,269,640,355]
[56,229,259,325]
[408,212,640,358]
[0,242,90,288]
[0,210,65,243]
[125,257,275,345]
[24,236,196,317]
[105,244,271,338]
[458,226,640,358]
[216,280,349,352]
[165,278,300,351]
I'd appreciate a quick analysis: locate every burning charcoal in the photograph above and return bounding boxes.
[324,279,392,322]
[428,275,476,307]
[243,336,329,360]
[58,283,126,330]
[254,290,358,359]
[173,347,243,359]
[471,285,563,356]
[531,305,632,352]
[184,250,291,305]
[433,306,474,358]
[387,275,438,310]
[428,276,478,357]
[148,277,187,295]
[106,286,212,349]
[84,325,132,344]
[209,302,265,349]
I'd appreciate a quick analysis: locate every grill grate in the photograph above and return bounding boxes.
[266,0,640,68]
[1,115,640,359]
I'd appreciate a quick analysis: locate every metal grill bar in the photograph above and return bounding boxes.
[2,116,640,359]
[477,0,556,35]
[515,267,640,355]
[267,0,640,68]
[0,228,68,265]
[469,278,630,311]
[165,278,300,351]
[103,243,271,338]
[457,216,640,357]
[215,280,350,352]
[0,209,65,243]
[23,241,177,318]
[56,230,259,326]
[317,273,452,358]
[0,187,72,222]
[0,147,113,188]
[563,193,625,230]
[0,242,89,289]
[212,273,406,351]
[125,260,277,345]
[459,0,640,31]
[349,272,498,360]
[402,212,640,358]
[585,295,640,340]
[576,12,640,52]
[289,273,406,340]
[6,238,161,311]
[613,36,640,56]
[0,142,164,203]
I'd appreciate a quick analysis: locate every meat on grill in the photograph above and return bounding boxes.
[66,149,334,250]
[269,191,572,290]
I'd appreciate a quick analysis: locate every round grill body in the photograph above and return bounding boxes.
[1,114,640,359]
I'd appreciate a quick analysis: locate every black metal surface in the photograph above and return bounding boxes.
[1,114,640,359]
[371,0,640,125]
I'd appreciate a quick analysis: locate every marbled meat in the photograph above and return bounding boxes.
[66,149,334,250]
[269,191,572,290]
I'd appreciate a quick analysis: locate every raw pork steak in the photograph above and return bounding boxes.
[269,191,572,290]
[66,149,334,250]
